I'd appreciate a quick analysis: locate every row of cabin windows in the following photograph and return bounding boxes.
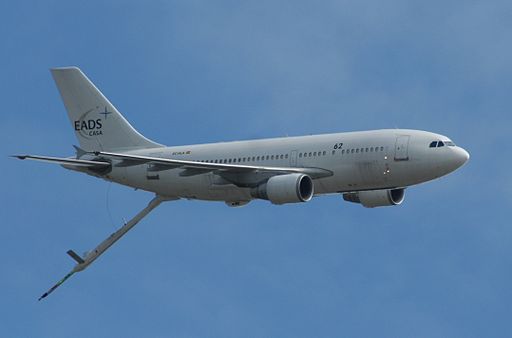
[299,150,327,158]
[299,146,384,158]
[193,145,386,164]
[197,154,290,164]
[338,146,385,155]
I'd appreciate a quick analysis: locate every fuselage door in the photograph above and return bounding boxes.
[394,135,410,161]
[290,150,298,167]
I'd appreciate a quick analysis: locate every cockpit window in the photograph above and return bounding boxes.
[430,140,455,148]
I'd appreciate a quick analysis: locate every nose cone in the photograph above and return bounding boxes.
[452,147,470,169]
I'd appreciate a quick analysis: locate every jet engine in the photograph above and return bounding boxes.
[252,173,314,205]
[343,188,405,208]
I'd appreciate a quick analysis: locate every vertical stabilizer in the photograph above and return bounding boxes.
[51,67,162,151]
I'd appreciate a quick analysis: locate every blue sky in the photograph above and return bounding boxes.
[1,1,511,337]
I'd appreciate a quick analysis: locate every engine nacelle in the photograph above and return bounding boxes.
[343,188,405,208]
[252,174,314,205]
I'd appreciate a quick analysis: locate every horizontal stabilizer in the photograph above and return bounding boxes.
[12,154,110,168]
[66,250,85,264]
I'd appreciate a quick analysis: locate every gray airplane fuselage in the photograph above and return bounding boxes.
[95,129,468,203]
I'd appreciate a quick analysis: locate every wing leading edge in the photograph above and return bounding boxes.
[12,151,333,179]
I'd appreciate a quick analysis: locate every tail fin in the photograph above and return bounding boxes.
[51,67,162,151]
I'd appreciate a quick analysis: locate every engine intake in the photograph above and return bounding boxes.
[343,188,405,208]
[252,174,314,205]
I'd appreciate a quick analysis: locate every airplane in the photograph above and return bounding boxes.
[14,67,469,300]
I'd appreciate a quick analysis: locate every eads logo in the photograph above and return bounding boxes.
[74,106,112,138]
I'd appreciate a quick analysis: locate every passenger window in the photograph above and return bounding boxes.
[285,154,289,159]
[266,155,270,160]
[380,146,384,151]
[341,150,345,154]
[323,151,326,156]
[365,148,369,152]
[299,153,302,158]
[309,152,312,157]
[356,149,359,153]
[332,150,335,155]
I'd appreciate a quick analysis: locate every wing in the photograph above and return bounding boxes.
[95,151,333,179]
[12,154,110,168]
